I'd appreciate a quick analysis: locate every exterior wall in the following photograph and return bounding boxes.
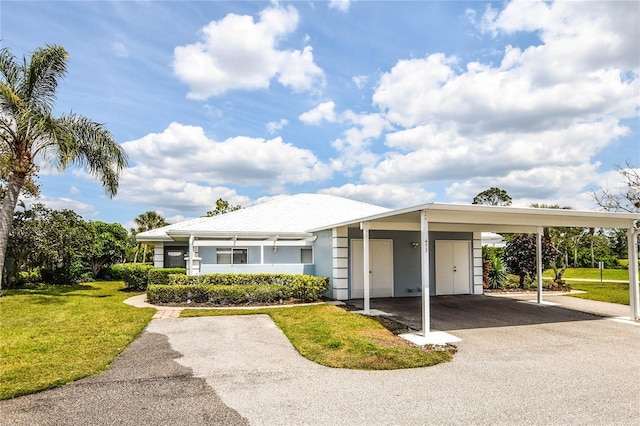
[153,242,164,268]
[199,264,314,275]
[197,244,314,275]
[347,229,475,298]
[312,230,334,296]
[348,229,421,298]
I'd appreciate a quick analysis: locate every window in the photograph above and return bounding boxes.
[301,248,313,264]
[164,247,186,268]
[216,248,248,264]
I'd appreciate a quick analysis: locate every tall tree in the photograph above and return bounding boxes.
[0,45,128,293]
[133,211,167,263]
[503,233,558,287]
[204,198,241,217]
[472,187,512,206]
[84,221,128,278]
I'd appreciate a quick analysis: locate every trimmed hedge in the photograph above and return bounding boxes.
[120,264,154,290]
[147,284,292,305]
[148,273,329,305]
[148,268,186,285]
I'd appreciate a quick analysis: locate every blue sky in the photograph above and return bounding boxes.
[2,0,638,227]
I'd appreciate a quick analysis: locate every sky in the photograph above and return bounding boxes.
[1,0,638,228]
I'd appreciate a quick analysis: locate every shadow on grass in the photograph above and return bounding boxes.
[6,284,97,297]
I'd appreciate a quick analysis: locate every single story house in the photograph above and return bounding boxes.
[137,193,640,339]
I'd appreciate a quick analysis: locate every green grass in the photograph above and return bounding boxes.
[543,267,630,281]
[182,304,453,370]
[0,281,155,400]
[564,281,630,305]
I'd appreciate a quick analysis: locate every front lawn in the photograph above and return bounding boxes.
[0,281,155,400]
[564,281,630,305]
[543,267,630,281]
[182,304,453,370]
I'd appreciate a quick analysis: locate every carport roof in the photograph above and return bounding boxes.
[310,202,640,233]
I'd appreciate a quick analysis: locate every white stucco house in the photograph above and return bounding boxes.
[137,193,640,337]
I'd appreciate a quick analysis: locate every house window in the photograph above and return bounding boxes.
[164,246,187,268]
[216,248,248,264]
[301,248,313,264]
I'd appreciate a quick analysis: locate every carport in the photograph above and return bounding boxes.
[332,203,639,344]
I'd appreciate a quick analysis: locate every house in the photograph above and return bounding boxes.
[137,193,640,339]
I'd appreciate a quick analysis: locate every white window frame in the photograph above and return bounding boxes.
[216,248,248,265]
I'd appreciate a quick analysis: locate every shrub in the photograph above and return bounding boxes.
[147,284,294,305]
[120,264,154,290]
[504,274,521,289]
[148,268,186,285]
[149,273,329,305]
[487,254,507,289]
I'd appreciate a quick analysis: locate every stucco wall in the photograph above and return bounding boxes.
[347,229,474,297]
[312,230,333,295]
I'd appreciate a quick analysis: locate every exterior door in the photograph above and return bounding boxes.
[351,239,394,298]
[435,240,471,295]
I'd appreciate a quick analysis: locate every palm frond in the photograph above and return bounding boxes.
[22,45,68,115]
[54,114,128,198]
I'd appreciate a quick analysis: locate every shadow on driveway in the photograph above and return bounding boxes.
[348,295,604,331]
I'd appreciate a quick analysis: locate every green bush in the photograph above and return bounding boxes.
[147,284,293,305]
[504,274,521,289]
[120,264,154,290]
[148,268,186,285]
[150,273,329,305]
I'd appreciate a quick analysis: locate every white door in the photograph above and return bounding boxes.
[351,239,394,298]
[435,240,471,295]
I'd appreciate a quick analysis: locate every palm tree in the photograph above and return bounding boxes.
[133,211,167,263]
[0,45,128,293]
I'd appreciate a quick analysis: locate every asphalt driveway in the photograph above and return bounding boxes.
[2,295,639,425]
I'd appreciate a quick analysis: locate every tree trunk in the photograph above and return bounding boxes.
[142,244,148,264]
[133,243,140,263]
[0,172,27,295]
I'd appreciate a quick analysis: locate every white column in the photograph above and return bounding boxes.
[627,226,639,320]
[188,234,195,276]
[361,221,371,314]
[260,245,265,264]
[421,211,430,336]
[536,227,543,304]
[331,228,349,300]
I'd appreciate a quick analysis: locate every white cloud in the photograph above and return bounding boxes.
[118,122,331,213]
[23,196,97,218]
[363,1,638,206]
[365,119,627,185]
[299,101,337,125]
[352,75,368,89]
[173,4,325,99]
[111,41,129,58]
[331,111,391,174]
[267,118,288,134]
[320,183,436,208]
[70,186,80,195]
[329,0,350,13]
